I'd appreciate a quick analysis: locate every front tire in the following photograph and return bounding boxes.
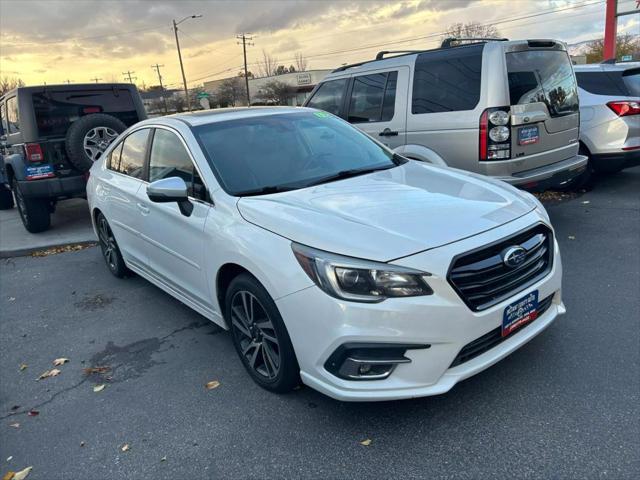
[96,212,129,278]
[226,274,300,393]
[13,179,50,233]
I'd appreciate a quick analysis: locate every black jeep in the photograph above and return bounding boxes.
[0,83,147,232]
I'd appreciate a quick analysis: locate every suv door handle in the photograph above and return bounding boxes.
[137,202,150,215]
[379,128,399,137]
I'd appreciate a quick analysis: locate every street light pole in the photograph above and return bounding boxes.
[173,15,202,112]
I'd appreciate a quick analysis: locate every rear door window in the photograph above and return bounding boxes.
[506,50,579,117]
[32,88,137,138]
[6,97,19,133]
[348,71,398,123]
[306,79,348,115]
[110,128,149,179]
[412,44,484,114]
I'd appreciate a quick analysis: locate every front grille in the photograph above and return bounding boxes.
[449,293,554,368]
[448,224,553,311]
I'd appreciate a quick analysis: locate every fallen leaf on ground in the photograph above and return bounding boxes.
[568,235,576,240]
[121,444,130,452]
[37,369,61,380]
[205,380,220,390]
[2,472,14,480]
[27,410,39,417]
[10,406,19,411]
[19,365,27,372]
[83,366,111,375]
[80,442,85,447]
[93,384,106,393]
[360,439,372,446]
[9,423,19,428]
[31,243,96,257]
[12,467,32,480]
[8,297,15,302]
[6,457,12,462]
[160,456,167,462]
[582,200,590,204]
[52,358,69,366]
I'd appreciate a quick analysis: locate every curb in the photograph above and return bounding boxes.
[0,240,98,259]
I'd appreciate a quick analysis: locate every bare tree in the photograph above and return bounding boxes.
[584,34,639,63]
[442,22,502,45]
[0,76,25,96]
[294,52,308,72]
[256,80,296,105]
[217,77,247,107]
[257,50,278,77]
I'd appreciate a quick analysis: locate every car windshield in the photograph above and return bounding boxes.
[193,111,401,196]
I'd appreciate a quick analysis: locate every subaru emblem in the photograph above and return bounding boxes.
[502,246,527,268]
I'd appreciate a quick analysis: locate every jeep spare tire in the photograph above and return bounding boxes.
[65,114,127,172]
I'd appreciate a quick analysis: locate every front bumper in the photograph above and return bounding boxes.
[276,212,564,401]
[16,175,87,199]
[493,154,589,191]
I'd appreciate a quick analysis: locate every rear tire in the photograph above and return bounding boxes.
[96,212,129,278]
[0,184,14,210]
[13,179,50,233]
[225,273,300,393]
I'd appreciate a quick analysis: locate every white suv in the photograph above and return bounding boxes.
[87,107,564,401]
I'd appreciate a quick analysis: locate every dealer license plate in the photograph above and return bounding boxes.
[502,290,539,337]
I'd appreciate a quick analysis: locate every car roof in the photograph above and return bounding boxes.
[153,106,309,127]
[573,62,640,72]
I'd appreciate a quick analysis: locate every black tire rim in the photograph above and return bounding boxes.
[230,290,281,380]
[14,182,29,226]
[98,216,118,271]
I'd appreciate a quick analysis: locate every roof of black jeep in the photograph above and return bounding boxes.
[0,83,138,100]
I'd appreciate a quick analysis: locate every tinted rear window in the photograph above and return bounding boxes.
[412,44,484,114]
[507,50,579,117]
[32,89,138,137]
[575,71,629,96]
[622,69,640,96]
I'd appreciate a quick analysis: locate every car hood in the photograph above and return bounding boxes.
[237,161,537,262]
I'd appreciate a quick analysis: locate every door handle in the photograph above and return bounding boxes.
[379,128,399,137]
[137,202,150,215]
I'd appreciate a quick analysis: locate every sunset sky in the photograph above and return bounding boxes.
[1,0,638,89]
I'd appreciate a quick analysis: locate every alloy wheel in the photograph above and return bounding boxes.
[83,126,119,162]
[230,290,281,380]
[98,215,118,271]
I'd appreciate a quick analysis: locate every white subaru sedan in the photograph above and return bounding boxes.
[87,107,564,401]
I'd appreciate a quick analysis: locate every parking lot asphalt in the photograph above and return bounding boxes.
[1,167,638,480]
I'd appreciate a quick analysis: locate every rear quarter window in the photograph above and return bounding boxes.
[306,79,348,115]
[575,71,628,96]
[411,44,484,114]
[622,69,640,97]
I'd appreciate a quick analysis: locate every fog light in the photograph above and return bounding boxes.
[358,364,372,375]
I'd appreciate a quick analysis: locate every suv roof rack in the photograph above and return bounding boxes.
[375,50,424,60]
[441,37,508,48]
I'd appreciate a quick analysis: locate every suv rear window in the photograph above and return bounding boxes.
[575,69,640,97]
[412,44,484,114]
[506,50,579,117]
[32,88,137,137]
[622,68,640,96]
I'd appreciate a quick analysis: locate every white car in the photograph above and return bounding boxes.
[87,107,564,401]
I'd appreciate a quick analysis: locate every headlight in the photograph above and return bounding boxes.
[489,126,510,142]
[291,243,433,303]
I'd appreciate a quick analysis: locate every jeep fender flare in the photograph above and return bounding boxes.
[2,152,25,182]
[393,144,448,167]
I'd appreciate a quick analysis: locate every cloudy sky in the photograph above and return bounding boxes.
[0,0,638,88]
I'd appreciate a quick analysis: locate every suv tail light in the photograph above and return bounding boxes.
[607,101,640,117]
[480,107,511,161]
[24,143,44,162]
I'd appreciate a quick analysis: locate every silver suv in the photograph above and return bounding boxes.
[305,39,588,190]
[574,62,639,175]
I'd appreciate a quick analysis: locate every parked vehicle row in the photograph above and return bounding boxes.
[0,83,147,231]
[305,38,588,191]
[87,107,563,401]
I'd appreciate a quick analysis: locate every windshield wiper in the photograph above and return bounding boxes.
[304,164,396,187]
[235,185,299,197]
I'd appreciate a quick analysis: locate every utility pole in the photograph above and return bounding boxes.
[173,15,202,112]
[236,33,253,106]
[151,63,169,114]
[122,70,137,83]
[65,79,73,84]
[90,77,102,83]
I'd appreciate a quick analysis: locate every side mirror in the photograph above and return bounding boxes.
[147,177,193,216]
